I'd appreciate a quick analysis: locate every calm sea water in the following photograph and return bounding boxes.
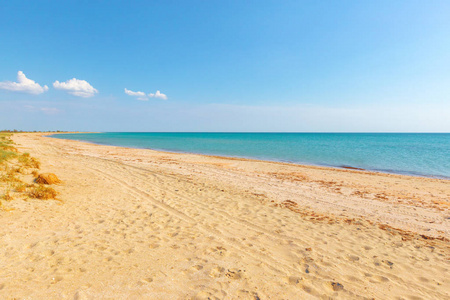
[51,133,450,179]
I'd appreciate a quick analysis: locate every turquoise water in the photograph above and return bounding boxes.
[51,133,450,179]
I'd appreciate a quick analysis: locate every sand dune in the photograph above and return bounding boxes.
[0,133,448,299]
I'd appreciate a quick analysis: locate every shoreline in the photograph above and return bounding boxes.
[37,132,450,239]
[47,132,450,180]
[2,133,449,299]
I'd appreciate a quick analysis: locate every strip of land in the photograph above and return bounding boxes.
[1,133,449,299]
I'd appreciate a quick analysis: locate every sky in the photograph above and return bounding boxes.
[0,0,449,132]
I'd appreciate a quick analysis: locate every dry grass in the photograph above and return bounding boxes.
[0,133,18,164]
[0,150,17,165]
[28,184,58,200]
[14,183,28,193]
[0,133,61,205]
[0,168,22,183]
[18,153,41,169]
[2,190,13,201]
[35,173,61,185]
[1,144,17,152]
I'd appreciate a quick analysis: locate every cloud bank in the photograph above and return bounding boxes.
[0,71,48,94]
[124,88,148,101]
[53,78,98,98]
[125,88,168,101]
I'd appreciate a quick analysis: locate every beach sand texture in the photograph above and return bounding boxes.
[0,133,449,299]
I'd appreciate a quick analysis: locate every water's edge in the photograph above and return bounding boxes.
[48,133,450,180]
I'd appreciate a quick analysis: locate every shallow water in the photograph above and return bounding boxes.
[51,132,450,178]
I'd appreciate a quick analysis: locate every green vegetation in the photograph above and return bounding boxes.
[0,133,18,165]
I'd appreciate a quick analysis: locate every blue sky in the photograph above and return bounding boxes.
[1,0,449,132]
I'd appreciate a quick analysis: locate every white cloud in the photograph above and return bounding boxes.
[0,71,48,94]
[53,78,98,98]
[124,88,148,101]
[125,88,168,101]
[149,90,168,100]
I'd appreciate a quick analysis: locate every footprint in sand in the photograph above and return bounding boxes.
[148,243,160,249]
[285,276,303,286]
[73,290,91,300]
[369,275,390,283]
[50,276,63,284]
[329,282,344,291]
[194,288,221,300]
[347,255,360,262]
[209,266,225,278]
[225,268,244,280]
[236,290,262,299]
[44,250,55,257]
[191,265,203,271]
[137,277,153,286]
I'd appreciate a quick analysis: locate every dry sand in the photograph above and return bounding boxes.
[0,133,449,299]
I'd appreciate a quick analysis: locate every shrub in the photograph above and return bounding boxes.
[35,173,61,184]
[28,184,58,200]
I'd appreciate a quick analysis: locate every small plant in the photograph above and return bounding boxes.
[2,190,13,201]
[0,168,22,183]
[30,157,40,169]
[14,183,27,193]
[18,153,40,169]
[28,184,58,200]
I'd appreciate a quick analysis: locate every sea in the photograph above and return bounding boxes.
[51,132,450,179]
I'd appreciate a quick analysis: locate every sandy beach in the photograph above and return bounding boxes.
[0,133,449,299]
